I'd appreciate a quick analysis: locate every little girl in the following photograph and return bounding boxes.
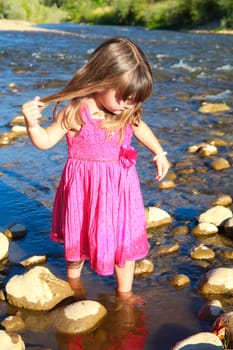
[22,36,170,303]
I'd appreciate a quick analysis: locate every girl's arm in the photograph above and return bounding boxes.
[132,120,170,180]
[22,97,67,150]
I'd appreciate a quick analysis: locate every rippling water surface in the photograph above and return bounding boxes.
[0,24,232,349]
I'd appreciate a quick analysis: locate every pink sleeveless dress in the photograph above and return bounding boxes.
[51,104,148,276]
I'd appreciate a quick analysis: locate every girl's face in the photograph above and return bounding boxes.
[94,89,135,115]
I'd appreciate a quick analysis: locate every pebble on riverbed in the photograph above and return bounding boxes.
[1,315,26,332]
[198,102,231,113]
[134,258,154,275]
[171,332,223,350]
[191,222,218,236]
[170,274,190,289]
[20,255,47,267]
[4,223,27,240]
[0,330,25,350]
[212,194,232,207]
[190,244,215,260]
[211,157,231,170]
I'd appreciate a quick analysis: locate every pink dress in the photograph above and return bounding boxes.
[51,104,148,276]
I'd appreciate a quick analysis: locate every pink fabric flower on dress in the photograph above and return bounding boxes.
[119,144,138,168]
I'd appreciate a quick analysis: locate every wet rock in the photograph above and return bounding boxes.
[20,255,47,267]
[4,223,27,240]
[167,171,177,181]
[171,332,223,349]
[208,137,229,147]
[221,248,233,260]
[157,243,179,255]
[172,225,189,235]
[10,116,26,125]
[170,274,190,289]
[212,194,232,207]
[198,205,232,226]
[198,299,223,322]
[0,329,25,349]
[211,157,231,170]
[199,267,233,295]
[145,207,172,228]
[0,232,9,261]
[135,258,154,275]
[190,244,215,260]
[1,315,25,332]
[54,300,107,334]
[158,180,176,189]
[0,133,12,146]
[198,144,218,157]
[212,311,233,343]
[191,222,218,236]
[224,217,233,236]
[6,266,74,311]
[187,142,209,153]
[0,289,5,301]
[10,125,27,137]
[199,102,230,113]
[8,82,17,89]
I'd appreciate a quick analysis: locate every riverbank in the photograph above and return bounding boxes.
[0,19,233,35]
[0,19,50,31]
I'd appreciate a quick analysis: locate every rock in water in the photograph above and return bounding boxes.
[6,266,74,310]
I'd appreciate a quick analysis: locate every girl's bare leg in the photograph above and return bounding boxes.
[67,261,86,299]
[115,260,144,305]
[67,260,84,279]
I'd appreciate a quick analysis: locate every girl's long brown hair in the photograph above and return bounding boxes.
[41,37,153,139]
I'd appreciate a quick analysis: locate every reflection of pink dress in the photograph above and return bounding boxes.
[51,104,148,276]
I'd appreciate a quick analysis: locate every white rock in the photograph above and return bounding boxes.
[191,222,218,236]
[0,329,25,349]
[198,144,218,157]
[198,299,223,322]
[6,266,74,310]
[10,125,27,135]
[198,205,232,226]
[145,207,172,228]
[199,267,233,295]
[54,300,107,334]
[171,332,223,349]
[0,232,9,261]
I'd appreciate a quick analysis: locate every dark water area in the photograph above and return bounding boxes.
[0,24,233,349]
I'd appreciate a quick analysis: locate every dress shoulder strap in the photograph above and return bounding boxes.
[79,103,91,123]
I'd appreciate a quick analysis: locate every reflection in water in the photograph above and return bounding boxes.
[57,294,148,350]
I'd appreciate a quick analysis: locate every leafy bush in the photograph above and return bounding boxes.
[2,0,66,23]
[218,0,233,28]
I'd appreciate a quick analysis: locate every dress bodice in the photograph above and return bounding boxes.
[67,104,133,161]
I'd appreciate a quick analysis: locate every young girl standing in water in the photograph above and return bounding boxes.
[22,37,170,303]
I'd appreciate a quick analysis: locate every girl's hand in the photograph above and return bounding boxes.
[22,96,45,128]
[154,153,170,181]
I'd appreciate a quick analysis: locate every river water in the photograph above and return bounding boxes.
[0,24,233,349]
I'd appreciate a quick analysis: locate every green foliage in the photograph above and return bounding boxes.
[0,0,232,29]
[2,0,66,23]
[218,0,233,27]
[145,0,221,29]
